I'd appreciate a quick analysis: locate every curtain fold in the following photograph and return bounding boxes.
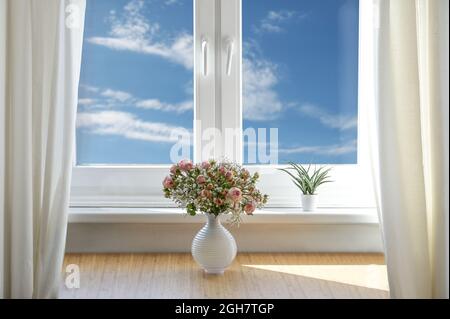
[374,0,449,298]
[1,0,85,298]
[0,0,6,299]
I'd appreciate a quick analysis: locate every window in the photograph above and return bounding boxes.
[242,0,359,165]
[76,0,193,164]
[71,0,375,209]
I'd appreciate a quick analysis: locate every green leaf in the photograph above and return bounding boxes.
[186,203,197,216]
[279,163,333,195]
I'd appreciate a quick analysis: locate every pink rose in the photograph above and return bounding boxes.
[196,175,206,184]
[244,201,256,215]
[170,165,177,174]
[201,189,211,198]
[163,176,174,188]
[178,159,193,171]
[207,183,214,190]
[218,166,226,175]
[227,187,242,202]
[214,198,224,206]
[225,171,234,180]
[201,161,211,169]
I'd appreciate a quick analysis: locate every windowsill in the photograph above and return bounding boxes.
[68,207,379,224]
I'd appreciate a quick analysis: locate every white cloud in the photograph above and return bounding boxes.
[78,85,193,114]
[279,140,357,155]
[136,99,193,113]
[164,0,180,6]
[268,10,296,22]
[298,104,357,130]
[88,34,192,69]
[79,84,100,93]
[78,98,97,106]
[101,88,133,102]
[87,0,193,69]
[110,0,157,40]
[243,43,283,121]
[77,111,191,143]
[259,23,283,33]
[242,9,309,120]
[255,10,305,34]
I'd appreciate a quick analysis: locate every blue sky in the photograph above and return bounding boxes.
[76,0,359,165]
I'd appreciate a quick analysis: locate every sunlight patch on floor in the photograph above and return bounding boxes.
[242,264,389,291]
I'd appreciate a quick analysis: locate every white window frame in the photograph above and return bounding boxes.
[70,0,376,210]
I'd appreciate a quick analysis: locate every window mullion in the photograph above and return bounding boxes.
[220,0,242,163]
[195,0,241,163]
[194,0,217,162]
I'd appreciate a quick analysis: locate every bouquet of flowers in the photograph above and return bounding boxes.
[163,159,268,225]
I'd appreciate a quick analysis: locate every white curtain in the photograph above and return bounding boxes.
[0,0,85,298]
[373,0,449,298]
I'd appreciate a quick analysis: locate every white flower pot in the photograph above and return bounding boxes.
[301,194,318,211]
[191,214,237,274]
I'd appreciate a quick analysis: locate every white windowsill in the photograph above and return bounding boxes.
[68,207,379,224]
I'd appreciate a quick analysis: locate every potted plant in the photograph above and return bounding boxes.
[279,163,332,211]
[163,159,268,274]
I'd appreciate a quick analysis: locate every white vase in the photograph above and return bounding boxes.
[191,214,237,274]
[301,194,318,211]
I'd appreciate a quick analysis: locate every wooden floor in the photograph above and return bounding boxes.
[60,253,389,299]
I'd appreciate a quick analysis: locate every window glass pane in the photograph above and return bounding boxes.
[243,0,359,164]
[76,0,193,165]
